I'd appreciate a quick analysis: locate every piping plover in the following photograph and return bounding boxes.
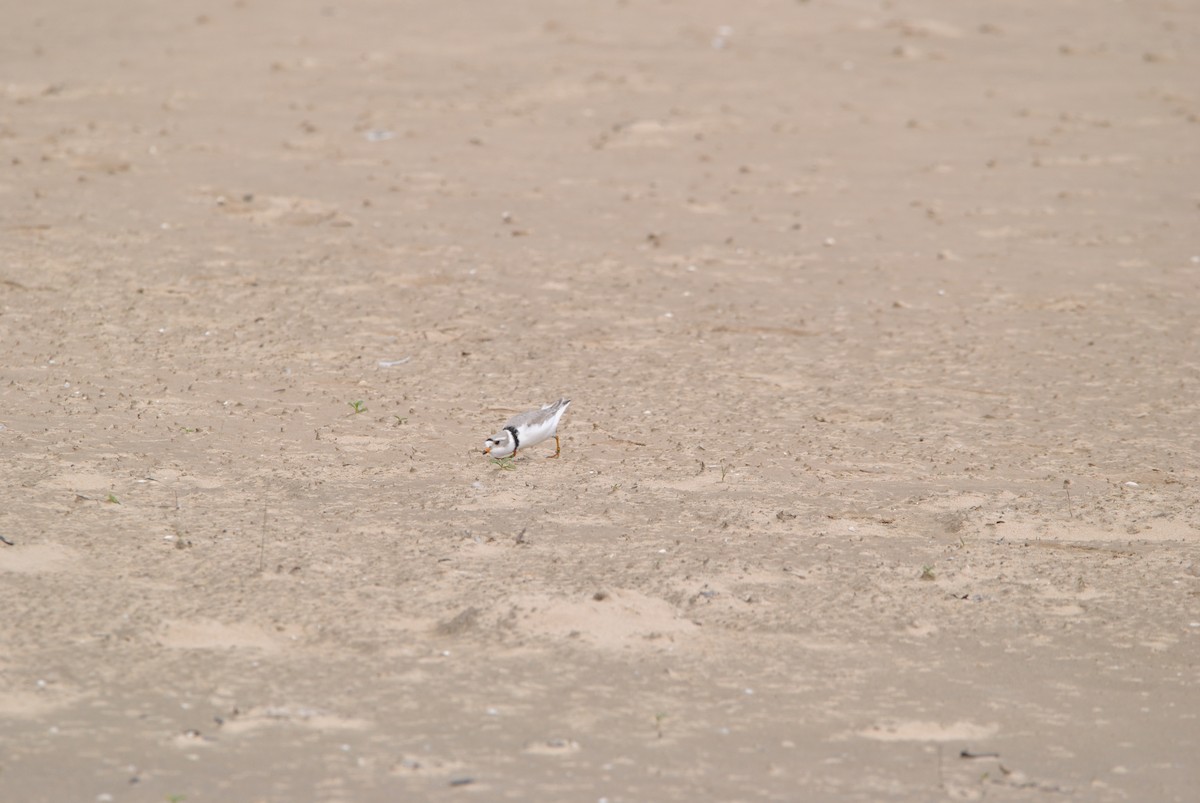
[483,398,571,459]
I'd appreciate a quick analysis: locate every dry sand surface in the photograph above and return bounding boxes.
[2,0,1199,800]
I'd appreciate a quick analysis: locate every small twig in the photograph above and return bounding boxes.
[606,435,646,447]
[1063,479,1074,519]
[960,749,1001,759]
[589,421,646,447]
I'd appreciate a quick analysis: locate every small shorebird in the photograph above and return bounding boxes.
[483,399,571,459]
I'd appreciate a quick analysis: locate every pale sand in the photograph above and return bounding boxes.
[1,1,1198,800]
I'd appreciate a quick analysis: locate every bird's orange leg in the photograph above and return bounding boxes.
[546,435,561,458]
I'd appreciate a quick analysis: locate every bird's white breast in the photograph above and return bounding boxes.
[518,414,559,448]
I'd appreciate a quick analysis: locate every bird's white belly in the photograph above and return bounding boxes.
[518,419,556,448]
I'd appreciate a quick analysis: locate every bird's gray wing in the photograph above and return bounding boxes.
[504,399,569,428]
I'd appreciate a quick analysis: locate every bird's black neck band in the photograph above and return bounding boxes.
[504,425,520,451]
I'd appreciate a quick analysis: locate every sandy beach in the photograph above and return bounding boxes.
[2,1,1198,800]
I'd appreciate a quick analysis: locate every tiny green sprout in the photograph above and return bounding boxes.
[166,795,187,803]
[491,456,516,471]
[920,564,936,581]
[393,415,408,425]
[106,493,121,505]
[348,400,366,414]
